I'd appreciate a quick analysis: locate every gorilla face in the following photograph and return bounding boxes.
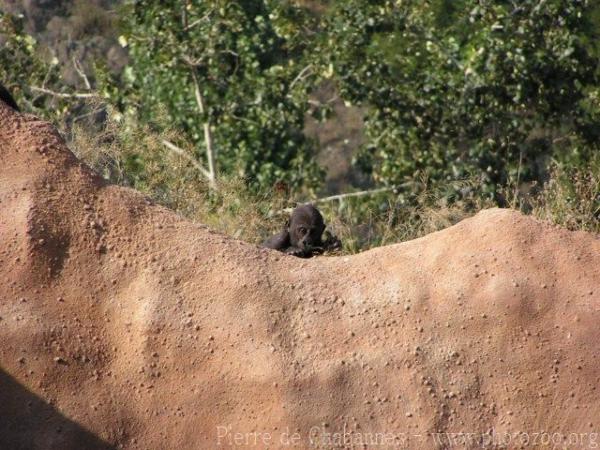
[262,204,339,258]
[288,204,325,253]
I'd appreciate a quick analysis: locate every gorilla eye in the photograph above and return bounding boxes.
[299,227,307,234]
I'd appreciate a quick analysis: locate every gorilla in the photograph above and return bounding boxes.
[263,204,341,258]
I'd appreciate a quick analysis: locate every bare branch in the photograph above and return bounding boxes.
[272,183,413,216]
[72,104,106,124]
[181,53,217,189]
[72,58,92,90]
[161,139,212,181]
[181,2,188,28]
[30,86,97,99]
[289,64,314,91]
[182,55,203,67]
[189,69,217,189]
[313,183,414,204]
[184,10,213,31]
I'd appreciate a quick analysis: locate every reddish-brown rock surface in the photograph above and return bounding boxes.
[1,103,600,449]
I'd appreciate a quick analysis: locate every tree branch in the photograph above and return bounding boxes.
[72,58,91,90]
[161,139,213,182]
[184,10,213,31]
[189,69,217,189]
[313,183,413,204]
[30,86,97,99]
[289,64,313,91]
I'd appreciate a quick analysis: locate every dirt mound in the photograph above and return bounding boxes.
[1,103,600,450]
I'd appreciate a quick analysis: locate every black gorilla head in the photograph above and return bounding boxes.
[288,204,325,253]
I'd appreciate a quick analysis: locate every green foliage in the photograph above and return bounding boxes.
[111,0,324,192]
[319,0,600,199]
[3,1,600,252]
[0,13,75,123]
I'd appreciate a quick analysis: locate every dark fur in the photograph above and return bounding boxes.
[263,204,341,257]
[0,83,19,111]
